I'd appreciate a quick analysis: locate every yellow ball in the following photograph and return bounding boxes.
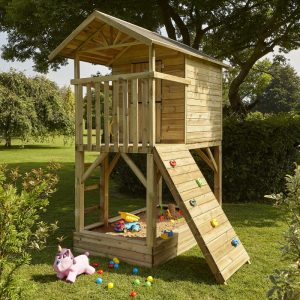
[147,276,154,282]
[108,282,114,289]
[113,257,120,264]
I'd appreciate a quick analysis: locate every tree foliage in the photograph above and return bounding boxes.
[0,1,300,112]
[0,163,60,299]
[0,69,74,146]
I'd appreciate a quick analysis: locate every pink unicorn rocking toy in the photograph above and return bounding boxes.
[53,246,95,283]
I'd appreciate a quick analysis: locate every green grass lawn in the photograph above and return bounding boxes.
[0,138,287,300]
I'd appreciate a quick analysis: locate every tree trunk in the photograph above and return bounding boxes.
[5,137,11,147]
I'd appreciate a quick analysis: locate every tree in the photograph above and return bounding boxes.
[60,86,75,118]
[1,1,300,113]
[0,69,74,147]
[255,60,300,113]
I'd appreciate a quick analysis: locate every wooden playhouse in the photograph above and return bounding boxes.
[49,10,250,284]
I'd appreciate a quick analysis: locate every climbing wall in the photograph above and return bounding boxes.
[154,145,250,284]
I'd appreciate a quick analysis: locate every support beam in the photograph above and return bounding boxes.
[108,153,121,175]
[120,153,147,188]
[146,154,158,248]
[100,156,110,227]
[206,147,218,173]
[195,148,214,171]
[213,145,222,205]
[75,151,85,232]
[148,45,156,147]
[80,41,142,53]
[108,46,132,66]
[82,153,108,183]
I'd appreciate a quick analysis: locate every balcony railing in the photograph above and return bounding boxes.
[71,71,190,153]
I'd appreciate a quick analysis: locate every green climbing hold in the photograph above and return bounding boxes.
[190,199,197,206]
[196,178,204,187]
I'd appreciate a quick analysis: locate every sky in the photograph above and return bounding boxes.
[0,31,300,87]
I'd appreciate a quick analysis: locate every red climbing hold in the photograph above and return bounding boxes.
[169,160,176,167]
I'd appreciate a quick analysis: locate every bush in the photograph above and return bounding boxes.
[0,163,60,299]
[266,165,300,300]
[114,113,300,203]
[223,112,300,202]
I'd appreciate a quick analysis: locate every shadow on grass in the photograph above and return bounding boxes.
[31,274,58,283]
[0,144,68,150]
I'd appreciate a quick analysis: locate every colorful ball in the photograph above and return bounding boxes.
[108,263,114,269]
[113,257,120,264]
[114,263,119,269]
[91,262,99,268]
[95,277,103,284]
[108,282,114,289]
[144,281,152,287]
[146,276,154,282]
[132,267,139,274]
[130,291,137,298]
[109,260,115,265]
[132,279,141,285]
[97,269,104,275]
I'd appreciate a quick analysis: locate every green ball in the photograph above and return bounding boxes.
[145,281,152,287]
[133,279,141,285]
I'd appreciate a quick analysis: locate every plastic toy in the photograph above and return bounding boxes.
[109,260,115,265]
[53,246,95,283]
[114,263,119,269]
[147,276,154,282]
[133,279,141,285]
[108,282,114,289]
[169,160,176,167]
[160,233,169,239]
[125,222,141,232]
[196,178,204,187]
[211,219,219,228]
[132,267,139,274]
[97,269,104,275]
[231,238,239,247]
[96,277,103,284]
[163,230,174,238]
[91,262,99,268]
[113,257,120,264]
[144,281,152,287]
[189,199,197,207]
[130,291,137,298]
[108,263,114,269]
[159,215,165,222]
[114,220,126,232]
[118,212,140,222]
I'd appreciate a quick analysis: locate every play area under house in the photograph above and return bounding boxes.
[49,10,250,284]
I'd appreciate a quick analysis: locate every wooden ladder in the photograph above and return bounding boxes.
[154,144,250,284]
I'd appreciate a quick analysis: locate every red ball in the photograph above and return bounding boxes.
[91,262,99,268]
[130,291,137,298]
[97,269,104,275]
[108,263,114,269]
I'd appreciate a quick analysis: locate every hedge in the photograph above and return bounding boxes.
[112,112,300,202]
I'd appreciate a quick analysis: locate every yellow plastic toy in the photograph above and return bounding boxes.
[108,282,114,289]
[113,257,120,264]
[118,212,140,223]
[147,276,154,282]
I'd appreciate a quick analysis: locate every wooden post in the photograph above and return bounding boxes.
[146,154,158,249]
[100,156,110,227]
[74,55,85,231]
[158,177,163,207]
[148,45,156,147]
[213,145,222,205]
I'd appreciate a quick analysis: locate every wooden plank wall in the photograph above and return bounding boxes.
[112,45,185,144]
[185,57,223,143]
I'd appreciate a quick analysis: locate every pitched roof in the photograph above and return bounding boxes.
[49,10,228,68]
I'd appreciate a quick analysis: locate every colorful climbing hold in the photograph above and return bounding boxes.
[211,219,219,228]
[196,178,204,187]
[169,160,176,167]
[231,238,239,247]
[189,199,197,206]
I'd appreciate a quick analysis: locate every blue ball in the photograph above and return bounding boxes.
[109,260,115,265]
[132,267,139,274]
[114,263,119,269]
[96,277,103,284]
